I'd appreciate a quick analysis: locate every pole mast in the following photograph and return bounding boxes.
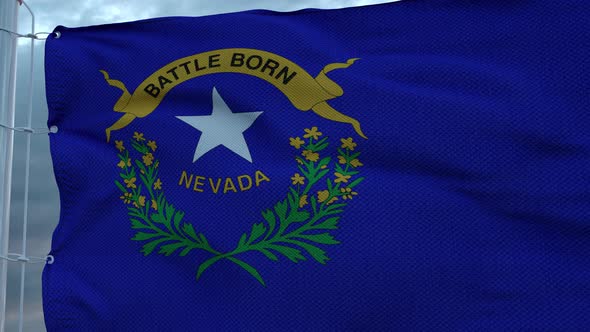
[0,0,20,330]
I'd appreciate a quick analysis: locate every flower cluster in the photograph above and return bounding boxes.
[115,133,164,211]
[289,127,363,209]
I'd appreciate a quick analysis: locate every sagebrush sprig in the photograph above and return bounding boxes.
[195,128,364,285]
[116,136,216,257]
[114,127,364,286]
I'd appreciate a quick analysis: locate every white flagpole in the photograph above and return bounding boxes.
[0,1,20,331]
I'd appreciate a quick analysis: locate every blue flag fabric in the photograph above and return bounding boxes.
[43,1,590,330]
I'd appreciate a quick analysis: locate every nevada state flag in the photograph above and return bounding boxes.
[43,1,590,331]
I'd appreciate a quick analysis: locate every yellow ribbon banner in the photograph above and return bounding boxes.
[101,48,366,142]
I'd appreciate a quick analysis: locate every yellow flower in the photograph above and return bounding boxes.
[303,127,322,140]
[296,158,304,165]
[154,178,162,190]
[317,190,330,203]
[318,190,339,205]
[340,187,358,200]
[289,137,305,149]
[147,140,157,151]
[117,159,131,169]
[142,153,154,166]
[124,177,137,189]
[291,173,305,185]
[341,137,357,151]
[320,165,327,169]
[137,196,146,207]
[334,172,351,183]
[299,195,308,208]
[338,156,347,164]
[301,150,311,157]
[120,192,132,204]
[115,140,125,152]
[151,199,158,210]
[305,152,319,162]
[133,132,145,141]
[350,159,363,168]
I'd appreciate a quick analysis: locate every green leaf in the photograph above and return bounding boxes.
[315,142,328,151]
[135,159,147,174]
[262,209,276,233]
[132,232,161,241]
[326,178,333,192]
[132,141,148,154]
[274,200,288,222]
[297,165,308,177]
[159,242,186,256]
[347,177,364,189]
[135,184,143,198]
[311,195,318,214]
[173,210,185,233]
[287,193,298,211]
[324,209,344,216]
[226,257,266,287]
[151,213,165,224]
[248,223,266,244]
[314,169,329,182]
[157,193,164,211]
[180,247,193,257]
[130,219,149,230]
[165,203,175,222]
[289,187,299,198]
[198,233,210,247]
[298,233,340,245]
[182,223,199,241]
[115,180,127,193]
[313,137,329,150]
[237,233,248,248]
[283,239,329,264]
[128,211,144,220]
[196,255,226,281]
[141,238,168,256]
[289,211,310,223]
[318,157,331,168]
[313,217,340,230]
[139,174,149,189]
[268,245,306,263]
[258,249,278,261]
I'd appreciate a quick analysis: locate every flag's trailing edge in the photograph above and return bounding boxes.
[43,1,590,331]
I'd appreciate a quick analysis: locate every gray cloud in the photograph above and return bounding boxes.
[24,0,394,33]
[8,0,395,330]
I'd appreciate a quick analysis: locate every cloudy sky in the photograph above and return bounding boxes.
[6,0,395,330]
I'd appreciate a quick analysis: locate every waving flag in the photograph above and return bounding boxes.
[43,1,590,330]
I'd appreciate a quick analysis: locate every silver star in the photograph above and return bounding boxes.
[176,87,263,163]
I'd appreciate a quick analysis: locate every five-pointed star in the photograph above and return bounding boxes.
[176,87,263,163]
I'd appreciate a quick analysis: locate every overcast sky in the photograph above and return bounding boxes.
[7,0,395,330]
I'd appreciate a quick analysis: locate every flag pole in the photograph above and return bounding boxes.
[0,1,20,331]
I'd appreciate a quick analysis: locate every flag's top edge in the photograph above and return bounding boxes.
[49,0,405,33]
